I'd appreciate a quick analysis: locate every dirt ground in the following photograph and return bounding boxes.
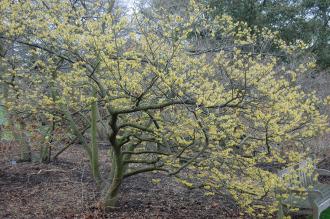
[0,145,329,219]
[0,145,241,219]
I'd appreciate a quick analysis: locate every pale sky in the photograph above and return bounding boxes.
[120,0,138,12]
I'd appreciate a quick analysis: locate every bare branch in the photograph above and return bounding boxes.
[123,167,168,179]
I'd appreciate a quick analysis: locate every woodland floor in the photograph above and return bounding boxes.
[0,145,329,219]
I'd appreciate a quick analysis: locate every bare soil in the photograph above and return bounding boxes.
[0,145,240,219]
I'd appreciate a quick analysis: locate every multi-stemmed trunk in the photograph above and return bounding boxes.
[100,113,123,208]
[101,147,124,209]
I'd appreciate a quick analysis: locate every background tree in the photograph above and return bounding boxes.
[203,0,330,68]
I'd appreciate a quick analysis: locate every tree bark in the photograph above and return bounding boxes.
[90,88,101,185]
[101,147,123,209]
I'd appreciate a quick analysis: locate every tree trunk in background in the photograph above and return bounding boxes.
[90,89,101,185]
[3,83,31,162]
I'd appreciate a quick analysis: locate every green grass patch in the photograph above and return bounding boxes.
[307,208,330,219]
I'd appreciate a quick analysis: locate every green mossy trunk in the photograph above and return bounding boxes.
[3,83,31,162]
[17,120,32,162]
[40,143,49,162]
[101,148,123,209]
[90,90,101,185]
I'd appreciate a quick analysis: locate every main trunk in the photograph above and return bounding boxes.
[101,148,123,209]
